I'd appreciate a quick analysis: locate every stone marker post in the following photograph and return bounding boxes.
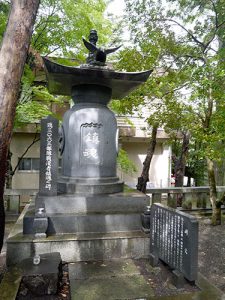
[34,115,59,237]
[39,115,59,196]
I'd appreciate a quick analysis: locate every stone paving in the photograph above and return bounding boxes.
[69,259,154,299]
[68,259,224,300]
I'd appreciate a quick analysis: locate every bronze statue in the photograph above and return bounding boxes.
[83,29,121,66]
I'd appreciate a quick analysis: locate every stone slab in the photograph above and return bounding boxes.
[23,211,143,234]
[18,252,62,297]
[69,259,140,280]
[7,206,150,265]
[57,180,124,194]
[43,191,149,214]
[19,252,61,275]
[150,203,198,282]
[7,230,149,266]
[23,191,149,235]
[69,259,154,300]
[68,260,225,300]
[1,267,224,300]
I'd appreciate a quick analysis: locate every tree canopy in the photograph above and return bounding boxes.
[117,0,225,163]
[31,0,113,59]
[0,0,116,127]
[114,0,225,224]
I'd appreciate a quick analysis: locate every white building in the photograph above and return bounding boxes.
[117,115,171,188]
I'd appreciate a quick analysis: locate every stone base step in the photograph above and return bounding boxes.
[23,211,143,234]
[7,230,150,266]
[57,179,124,194]
[41,191,149,214]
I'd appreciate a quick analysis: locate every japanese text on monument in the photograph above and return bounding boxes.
[150,203,198,282]
[45,122,53,191]
[81,123,103,165]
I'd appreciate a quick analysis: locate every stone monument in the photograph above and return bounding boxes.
[7,30,152,265]
[150,203,198,286]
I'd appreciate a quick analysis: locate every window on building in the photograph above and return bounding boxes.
[18,158,40,171]
[18,158,62,172]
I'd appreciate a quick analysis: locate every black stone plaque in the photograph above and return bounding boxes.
[39,115,59,196]
[80,123,103,165]
[150,203,198,282]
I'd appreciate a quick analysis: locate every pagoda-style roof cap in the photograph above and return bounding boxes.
[43,57,152,99]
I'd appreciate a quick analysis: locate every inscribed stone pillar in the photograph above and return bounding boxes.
[39,115,59,196]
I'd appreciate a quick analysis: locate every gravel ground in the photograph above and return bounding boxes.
[198,216,225,292]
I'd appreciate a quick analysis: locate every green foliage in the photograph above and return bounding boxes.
[117,149,137,174]
[0,0,116,128]
[14,101,53,126]
[120,0,225,183]
[32,0,113,59]
[15,61,65,127]
[15,77,66,127]
[32,86,58,103]
[0,0,9,42]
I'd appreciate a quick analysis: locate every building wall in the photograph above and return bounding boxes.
[10,133,40,189]
[119,141,171,188]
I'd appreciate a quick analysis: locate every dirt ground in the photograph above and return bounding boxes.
[198,216,225,292]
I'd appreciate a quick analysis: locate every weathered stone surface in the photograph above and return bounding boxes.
[57,179,124,195]
[24,212,144,234]
[22,275,56,296]
[39,115,58,197]
[23,191,149,235]
[43,191,148,214]
[150,203,199,282]
[18,252,62,296]
[69,259,154,300]
[172,269,185,289]
[33,213,48,238]
[60,101,119,182]
[7,226,149,266]
[141,206,151,233]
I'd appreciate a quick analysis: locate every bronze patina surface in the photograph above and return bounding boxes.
[43,57,152,99]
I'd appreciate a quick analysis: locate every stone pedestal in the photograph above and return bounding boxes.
[23,191,148,235]
[57,177,123,195]
[7,190,150,266]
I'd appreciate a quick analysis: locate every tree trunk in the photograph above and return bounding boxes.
[206,157,221,225]
[5,151,13,189]
[174,132,190,187]
[171,132,190,207]
[137,125,158,193]
[0,0,40,252]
